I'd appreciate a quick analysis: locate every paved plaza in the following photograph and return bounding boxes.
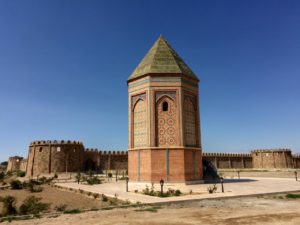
[55,177,300,204]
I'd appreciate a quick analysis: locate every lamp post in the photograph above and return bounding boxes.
[220,177,224,193]
[295,171,298,181]
[126,177,129,192]
[160,179,164,196]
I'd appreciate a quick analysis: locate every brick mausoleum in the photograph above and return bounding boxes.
[127,36,202,183]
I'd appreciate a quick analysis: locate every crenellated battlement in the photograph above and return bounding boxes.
[203,152,251,157]
[30,140,84,146]
[8,141,300,176]
[251,148,291,153]
[85,149,127,155]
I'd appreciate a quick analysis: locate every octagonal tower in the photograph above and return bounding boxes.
[128,36,202,183]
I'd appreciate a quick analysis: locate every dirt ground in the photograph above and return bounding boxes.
[2,193,300,225]
[0,185,106,212]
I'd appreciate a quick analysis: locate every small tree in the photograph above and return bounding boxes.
[17,170,25,177]
[0,195,17,216]
[10,180,23,189]
[0,161,8,166]
[75,172,81,184]
[19,196,50,215]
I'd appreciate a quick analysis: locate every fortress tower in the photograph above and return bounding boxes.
[127,36,202,183]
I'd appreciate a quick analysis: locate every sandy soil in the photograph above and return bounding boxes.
[0,185,106,212]
[2,194,300,225]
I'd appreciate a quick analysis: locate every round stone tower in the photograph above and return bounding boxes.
[127,36,202,183]
[26,140,84,177]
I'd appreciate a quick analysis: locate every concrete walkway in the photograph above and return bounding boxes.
[55,177,300,204]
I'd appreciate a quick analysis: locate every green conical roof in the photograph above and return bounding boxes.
[128,36,198,81]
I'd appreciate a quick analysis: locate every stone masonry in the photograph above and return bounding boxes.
[7,147,300,175]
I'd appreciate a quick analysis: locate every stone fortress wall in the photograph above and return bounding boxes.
[84,149,128,172]
[293,154,300,168]
[25,140,85,176]
[202,153,253,169]
[6,156,24,172]
[203,149,299,169]
[7,140,128,176]
[251,149,294,169]
[7,141,300,176]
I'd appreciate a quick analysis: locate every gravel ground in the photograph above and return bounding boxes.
[2,194,300,225]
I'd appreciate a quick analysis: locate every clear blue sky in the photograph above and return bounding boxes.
[0,0,300,161]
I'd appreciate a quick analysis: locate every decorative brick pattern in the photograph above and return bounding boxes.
[156,96,178,147]
[133,99,147,148]
[184,96,197,147]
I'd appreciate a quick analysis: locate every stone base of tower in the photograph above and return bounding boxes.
[128,148,202,183]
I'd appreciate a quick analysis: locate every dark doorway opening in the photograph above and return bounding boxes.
[84,159,96,171]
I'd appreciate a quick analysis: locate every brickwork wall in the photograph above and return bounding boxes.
[202,153,252,169]
[156,95,179,147]
[251,149,294,169]
[184,96,197,147]
[84,149,128,172]
[133,98,147,148]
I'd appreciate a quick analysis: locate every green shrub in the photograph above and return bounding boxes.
[93,193,100,199]
[17,171,25,177]
[10,180,22,189]
[23,180,43,193]
[75,172,81,184]
[5,171,12,177]
[174,189,182,196]
[0,161,8,166]
[109,197,118,205]
[63,209,81,214]
[38,176,48,184]
[55,204,67,212]
[0,195,17,216]
[135,206,161,213]
[207,184,217,194]
[286,193,300,199]
[108,172,113,178]
[29,184,43,193]
[19,196,50,215]
[0,172,5,180]
[141,186,182,197]
[86,176,101,185]
[101,194,108,202]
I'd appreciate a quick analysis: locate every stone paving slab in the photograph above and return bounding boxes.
[55,177,300,204]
